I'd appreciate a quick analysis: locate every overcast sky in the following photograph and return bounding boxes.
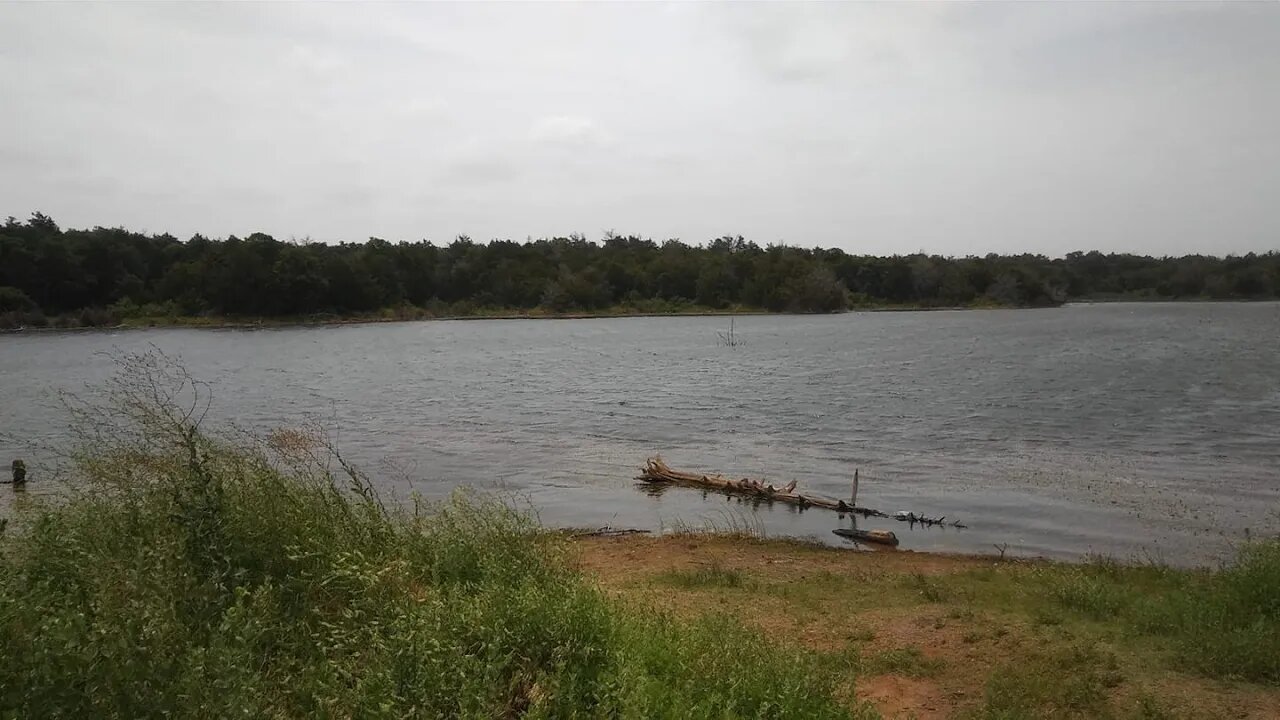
[2,2,1277,256]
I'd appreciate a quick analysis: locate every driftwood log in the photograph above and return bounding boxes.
[638,457,968,532]
[832,527,899,547]
[637,457,888,517]
[569,527,652,539]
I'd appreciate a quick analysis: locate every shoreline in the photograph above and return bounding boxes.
[6,297,1276,334]
[0,302,1068,333]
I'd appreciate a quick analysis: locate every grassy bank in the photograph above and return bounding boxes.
[6,471,1275,720]
[577,534,1280,719]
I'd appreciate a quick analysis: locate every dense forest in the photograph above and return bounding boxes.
[1,213,1277,328]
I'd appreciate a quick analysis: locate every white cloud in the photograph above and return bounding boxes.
[0,2,1276,254]
[285,44,348,75]
[529,115,613,148]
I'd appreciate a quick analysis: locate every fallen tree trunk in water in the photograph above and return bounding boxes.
[637,457,887,517]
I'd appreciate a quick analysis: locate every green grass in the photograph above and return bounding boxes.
[972,642,1125,719]
[923,545,1280,688]
[0,357,869,718]
[903,571,955,603]
[646,532,1278,692]
[655,563,749,589]
[0,451,863,718]
[600,530,1278,720]
[860,646,946,678]
[1029,549,1280,684]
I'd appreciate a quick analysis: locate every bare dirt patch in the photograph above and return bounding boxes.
[573,533,992,583]
[859,675,949,720]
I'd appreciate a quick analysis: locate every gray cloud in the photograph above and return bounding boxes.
[1,2,1276,255]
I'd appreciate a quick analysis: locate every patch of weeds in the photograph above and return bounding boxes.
[952,565,1028,610]
[1167,541,1280,684]
[846,626,876,643]
[962,630,983,644]
[1080,553,1127,576]
[1044,569,1134,620]
[810,569,854,588]
[1030,542,1280,685]
[861,646,945,678]
[970,567,997,583]
[821,644,863,675]
[904,572,951,603]
[655,562,748,590]
[663,508,767,539]
[1133,691,1173,720]
[972,641,1123,719]
[1032,606,1065,627]
[1126,595,1182,636]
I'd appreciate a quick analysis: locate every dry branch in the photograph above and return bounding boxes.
[893,511,968,529]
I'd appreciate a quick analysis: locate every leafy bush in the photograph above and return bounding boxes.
[0,285,37,312]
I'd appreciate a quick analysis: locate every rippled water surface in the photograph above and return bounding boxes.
[2,303,1277,565]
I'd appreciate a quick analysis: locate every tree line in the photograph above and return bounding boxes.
[1,213,1277,327]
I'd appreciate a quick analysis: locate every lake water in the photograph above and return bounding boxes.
[2,303,1277,566]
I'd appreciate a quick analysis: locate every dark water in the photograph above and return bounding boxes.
[2,303,1277,565]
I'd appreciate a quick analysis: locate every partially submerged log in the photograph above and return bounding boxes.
[637,457,887,517]
[638,457,969,534]
[832,527,899,547]
[570,527,652,539]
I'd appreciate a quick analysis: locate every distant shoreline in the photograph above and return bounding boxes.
[1,303,1032,333]
[5,297,1276,333]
